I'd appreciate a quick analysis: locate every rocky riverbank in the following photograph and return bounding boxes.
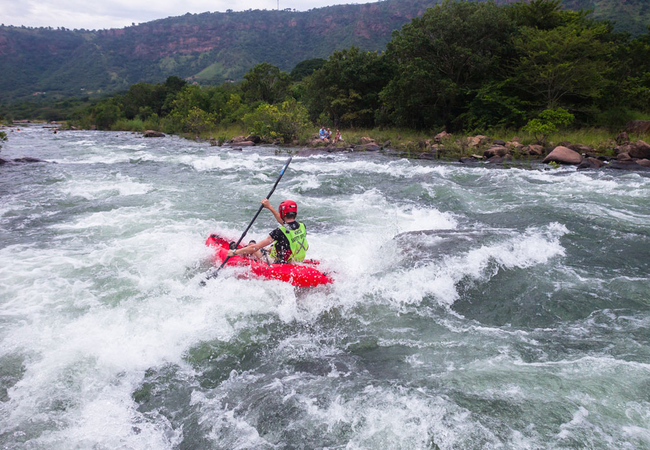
[213,124,650,172]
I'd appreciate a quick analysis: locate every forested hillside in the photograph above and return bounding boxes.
[0,0,647,103]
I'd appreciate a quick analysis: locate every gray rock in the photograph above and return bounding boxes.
[609,160,650,171]
[577,157,605,170]
[13,157,48,163]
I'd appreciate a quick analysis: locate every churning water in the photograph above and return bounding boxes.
[1,126,649,449]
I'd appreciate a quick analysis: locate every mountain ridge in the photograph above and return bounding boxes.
[0,0,647,103]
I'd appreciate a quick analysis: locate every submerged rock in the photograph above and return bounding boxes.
[13,157,47,163]
[577,157,605,170]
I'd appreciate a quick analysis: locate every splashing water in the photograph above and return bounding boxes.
[1,127,649,449]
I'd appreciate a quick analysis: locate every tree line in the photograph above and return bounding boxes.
[62,0,650,142]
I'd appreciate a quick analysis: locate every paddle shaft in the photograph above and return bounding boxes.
[205,156,292,280]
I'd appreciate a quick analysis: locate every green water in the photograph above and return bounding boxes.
[0,126,649,449]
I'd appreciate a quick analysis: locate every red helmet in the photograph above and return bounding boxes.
[279,200,298,220]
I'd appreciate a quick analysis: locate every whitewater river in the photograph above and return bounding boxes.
[1,126,649,449]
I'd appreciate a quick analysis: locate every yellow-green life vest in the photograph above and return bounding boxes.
[270,222,309,263]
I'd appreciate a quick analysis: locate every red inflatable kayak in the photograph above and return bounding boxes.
[205,234,333,287]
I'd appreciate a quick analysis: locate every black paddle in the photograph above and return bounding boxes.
[201,156,293,284]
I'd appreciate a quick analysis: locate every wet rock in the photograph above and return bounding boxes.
[617,152,632,161]
[143,130,165,137]
[246,134,261,144]
[609,160,650,171]
[637,159,650,167]
[492,139,506,146]
[0,157,9,165]
[542,146,583,165]
[459,157,480,164]
[577,157,605,170]
[13,157,48,163]
[237,141,255,147]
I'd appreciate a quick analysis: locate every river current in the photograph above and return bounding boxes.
[1,126,649,449]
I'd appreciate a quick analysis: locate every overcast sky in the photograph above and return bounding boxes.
[1,0,374,30]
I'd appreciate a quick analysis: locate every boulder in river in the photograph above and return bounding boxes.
[577,157,605,170]
[542,146,583,165]
[143,130,165,138]
[13,157,49,163]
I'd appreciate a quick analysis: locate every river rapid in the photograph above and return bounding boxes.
[1,126,649,449]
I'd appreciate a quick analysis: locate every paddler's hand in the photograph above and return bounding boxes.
[227,249,237,258]
[261,198,271,209]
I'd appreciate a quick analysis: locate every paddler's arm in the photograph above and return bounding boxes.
[228,235,273,257]
[262,198,284,225]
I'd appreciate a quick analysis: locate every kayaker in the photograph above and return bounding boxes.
[227,199,309,264]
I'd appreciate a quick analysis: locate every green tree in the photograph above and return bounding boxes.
[523,107,575,144]
[241,63,291,104]
[606,30,650,113]
[92,101,123,130]
[508,0,564,30]
[380,0,516,130]
[304,46,392,128]
[512,24,614,110]
[290,58,327,81]
[243,99,310,143]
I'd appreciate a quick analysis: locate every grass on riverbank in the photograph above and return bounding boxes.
[105,119,644,159]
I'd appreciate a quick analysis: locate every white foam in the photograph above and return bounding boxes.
[60,174,152,200]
